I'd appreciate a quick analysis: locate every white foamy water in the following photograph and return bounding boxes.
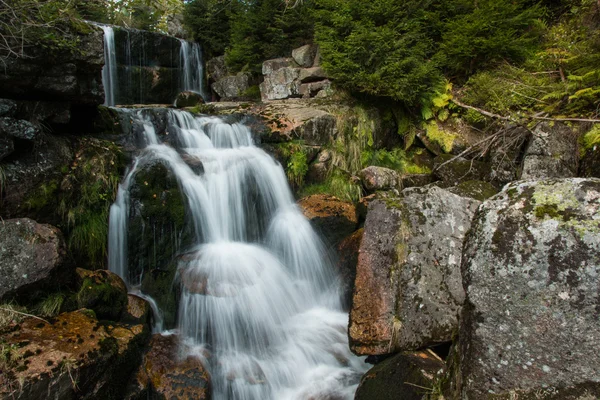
[108,109,367,399]
[99,25,117,106]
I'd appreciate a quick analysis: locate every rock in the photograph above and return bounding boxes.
[433,154,491,186]
[127,334,211,400]
[0,24,104,105]
[260,67,301,101]
[336,229,363,308]
[75,268,128,321]
[115,65,179,105]
[299,79,332,99]
[298,67,328,83]
[207,56,228,82]
[211,73,251,100]
[349,187,480,355]
[355,351,445,400]
[298,194,359,247]
[262,58,296,75]
[0,310,149,400]
[488,125,530,185]
[521,122,579,179]
[0,219,69,301]
[457,178,600,398]
[0,98,17,117]
[358,166,401,192]
[0,117,40,140]
[400,173,433,188]
[174,91,204,108]
[0,134,14,161]
[292,44,319,68]
[122,294,152,325]
[447,179,499,201]
[16,100,71,125]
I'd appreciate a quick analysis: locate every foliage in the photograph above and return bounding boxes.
[580,124,600,154]
[225,0,315,73]
[361,148,431,174]
[184,0,233,57]
[35,293,66,318]
[300,169,362,203]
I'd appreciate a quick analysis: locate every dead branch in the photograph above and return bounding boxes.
[0,306,51,324]
[452,99,513,121]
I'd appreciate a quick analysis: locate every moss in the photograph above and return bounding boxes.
[299,169,362,203]
[189,103,217,115]
[425,121,456,153]
[534,204,561,220]
[579,124,600,157]
[76,276,127,321]
[450,180,499,201]
[24,179,60,212]
[240,85,261,101]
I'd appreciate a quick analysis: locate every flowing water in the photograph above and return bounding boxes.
[108,109,367,399]
[179,40,208,100]
[99,25,118,107]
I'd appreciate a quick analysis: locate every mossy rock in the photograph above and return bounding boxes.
[140,258,179,329]
[92,106,123,135]
[433,154,491,186]
[75,268,128,321]
[448,180,499,201]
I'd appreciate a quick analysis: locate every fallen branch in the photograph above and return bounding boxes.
[531,116,600,123]
[0,306,50,324]
[451,99,513,121]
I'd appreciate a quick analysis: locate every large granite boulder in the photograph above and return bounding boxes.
[457,178,600,399]
[0,310,149,400]
[433,154,491,186]
[126,334,211,400]
[206,55,228,82]
[349,187,480,355]
[292,44,319,68]
[75,268,129,321]
[0,219,69,301]
[355,351,445,400]
[521,122,579,179]
[211,73,251,100]
[336,229,364,308]
[260,65,301,101]
[358,166,401,193]
[298,194,358,247]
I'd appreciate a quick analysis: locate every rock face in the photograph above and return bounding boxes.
[433,154,491,186]
[358,166,401,192]
[355,351,445,400]
[0,117,40,140]
[457,178,600,398]
[298,194,358,247]
[521,122,579,179]
[0,219,69,301]
[127,334,211,400]
[260,45,330,101]
[0,25,104,105]
[349,187,480,355]
[174,91,204,108]
[336,229,364,308]
[0,310,149,400]
[207,56,228,82]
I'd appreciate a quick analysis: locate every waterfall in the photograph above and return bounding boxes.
[179,40,208,100]
[108,110,367,399]
[100,25,118,106]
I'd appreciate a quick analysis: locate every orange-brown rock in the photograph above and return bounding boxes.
[127,333,211,400]
[298,194,358,247]
[0,309,149,400]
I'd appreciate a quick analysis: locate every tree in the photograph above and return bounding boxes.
[184,0,233,57]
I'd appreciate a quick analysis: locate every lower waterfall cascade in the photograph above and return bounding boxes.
[108,109,368,399]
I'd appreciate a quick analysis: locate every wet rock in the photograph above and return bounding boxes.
[113,27,181,69]
[122,294,152,325]
[0,98,17,117]
[433,154,491,186]
[447,179,499,201]
[127,334,211,400]
[75,268,128,321]
[0,219,69,301]
[207,56,228,82]
[0,117,40,140]
[298,67,328,83]
[211,73,251,101]
[292,44,319,68]
[298,194,359,247]
[358,166,401,192]
[457,178,600,398]
[521,122,579,179]
[355,351,445,400]
[115,65,179,105]
[336,229,363,308]
[16,100,71,125]
[349,186,480,355]
[174,91,204,108]
[0,310,149,400]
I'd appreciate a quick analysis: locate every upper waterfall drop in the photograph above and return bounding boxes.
[179,40,209,101]
[99,25,117,107]
[108,109,368,399]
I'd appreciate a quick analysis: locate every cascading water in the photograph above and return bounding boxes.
[99,25,118,106]
[108,109,367,399]
[179,40,208,101]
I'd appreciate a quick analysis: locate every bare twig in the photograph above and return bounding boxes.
[452,99,513,121]
[0,306,51,324]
